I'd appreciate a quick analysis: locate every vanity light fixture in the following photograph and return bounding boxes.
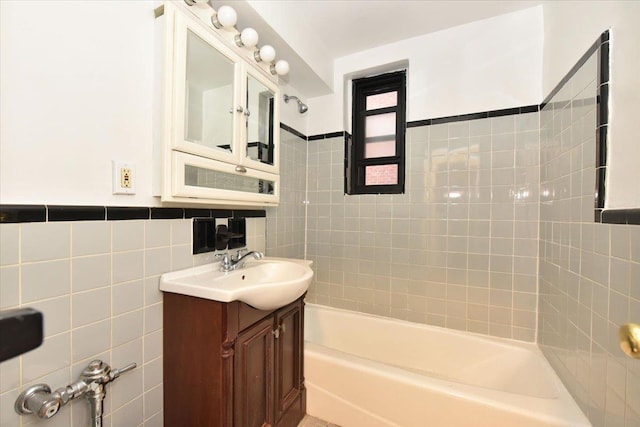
[211,5,237,29]
[254,45,276,63]
[271,60,290,76]
[235,28,259,48]
[175,2,291,77]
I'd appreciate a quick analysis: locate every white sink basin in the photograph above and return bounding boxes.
[159,257,314,310]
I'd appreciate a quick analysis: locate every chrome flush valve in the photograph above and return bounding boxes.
[15,359,136,425]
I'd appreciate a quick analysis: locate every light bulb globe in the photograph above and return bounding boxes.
[217,6,237,28]
[274,60,290,76]
[259,45,276,63]
[240,28,259,48]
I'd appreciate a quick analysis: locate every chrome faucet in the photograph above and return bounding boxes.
[216,249,263,271]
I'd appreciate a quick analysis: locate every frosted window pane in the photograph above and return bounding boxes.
[365,113,396,138]
[365,164,398,186]
[366,92,397,110]
[365,140,395,158]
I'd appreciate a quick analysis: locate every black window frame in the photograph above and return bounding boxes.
[347,70,406,195]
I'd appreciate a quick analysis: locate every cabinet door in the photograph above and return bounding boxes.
[234,316,275,427]
[274,301,304,424]
[171,151,279,205]
[242,68,279,174]
[172,10,243,164]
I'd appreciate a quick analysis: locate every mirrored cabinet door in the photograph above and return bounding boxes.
[173,12,241,163]
[185,29,235,154]
[172,151,279,204]
[244,71,278,173]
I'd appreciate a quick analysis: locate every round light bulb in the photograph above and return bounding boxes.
[258,45,276,63]
[216,5,237,28]
[240,28,259,48]
[273,60,290,76]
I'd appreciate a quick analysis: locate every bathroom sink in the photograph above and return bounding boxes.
[159,257,313,310]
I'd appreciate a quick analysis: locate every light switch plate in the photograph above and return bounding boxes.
[112,161,136,194]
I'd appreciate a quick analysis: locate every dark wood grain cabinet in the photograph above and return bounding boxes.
[163,293,305,427]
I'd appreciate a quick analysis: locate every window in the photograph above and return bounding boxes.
[347,70,406,194]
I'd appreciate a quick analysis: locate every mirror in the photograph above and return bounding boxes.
[246,75,275,165]
[184,29,235,155]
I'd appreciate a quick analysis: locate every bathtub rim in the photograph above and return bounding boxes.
[304,303,591,427]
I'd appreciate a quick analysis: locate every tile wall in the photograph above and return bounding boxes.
[305,113,541,341]
[537,48,640,426]
[266,129,308,259]
[0,216,265,427]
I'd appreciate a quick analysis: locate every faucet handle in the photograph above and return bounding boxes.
[109,362,137,381]
[234,249,248,260]
[215,252,230,261]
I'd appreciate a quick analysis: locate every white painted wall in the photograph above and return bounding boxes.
[306,6,544,136]
[0,1,305,206]
[0,0,157,206]
[278,82,308,134]
[542,1,640,209]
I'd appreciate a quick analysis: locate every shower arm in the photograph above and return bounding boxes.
[283,94,308,114]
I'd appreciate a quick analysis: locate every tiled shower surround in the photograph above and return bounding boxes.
[304,114,541,341]
[266,128,307,259]
[0,217,265,427]
[537,46,640,425]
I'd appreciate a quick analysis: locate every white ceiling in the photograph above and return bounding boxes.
[211,0,543,96]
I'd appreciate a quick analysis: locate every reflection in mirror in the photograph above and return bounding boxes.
[246,75,275,165]
[185,166,275,195]
[185,30,235,154]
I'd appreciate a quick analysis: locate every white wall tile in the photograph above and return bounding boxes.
[22,260,70,303]
[144,276,162,306]
[0,266,19,308]
[21,222,70,262]
[112,220,144,252]
[170,219,191,246]
[22,332,70,384]
[71,319,110,362]
[112,310,143,348]
[113,279,144,315]
[72,221,110,256]
[143,304,162,334]
[30,295,71,337]
[0,224,19,266]
[0,388,21,427]
[110,396,143,427]
[145,220,171,249]
[110,339,143,411]
[72,287,111,328]
[143,330,162,363]
[143,385,163,420]
[171,244,192,270]
[143,357,162,391]
[0,357,19,393]
[145,247,171,277]
[112,250,143,284]
[72,254,110,292]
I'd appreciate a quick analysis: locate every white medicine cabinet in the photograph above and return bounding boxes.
[155,2,280,206]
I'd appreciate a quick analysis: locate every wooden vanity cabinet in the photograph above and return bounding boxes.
[163,293,306,427]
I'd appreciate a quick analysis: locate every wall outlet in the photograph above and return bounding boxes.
[112,161,136,194]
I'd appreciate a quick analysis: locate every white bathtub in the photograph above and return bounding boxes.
[304,304,590,427]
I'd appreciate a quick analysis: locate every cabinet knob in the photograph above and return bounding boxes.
[235,106,244,113]
[235,165,247,173]
[272,328,280,339]
[244,109,251,117]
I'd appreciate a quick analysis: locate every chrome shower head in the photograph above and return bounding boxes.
[283,94,308,114]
